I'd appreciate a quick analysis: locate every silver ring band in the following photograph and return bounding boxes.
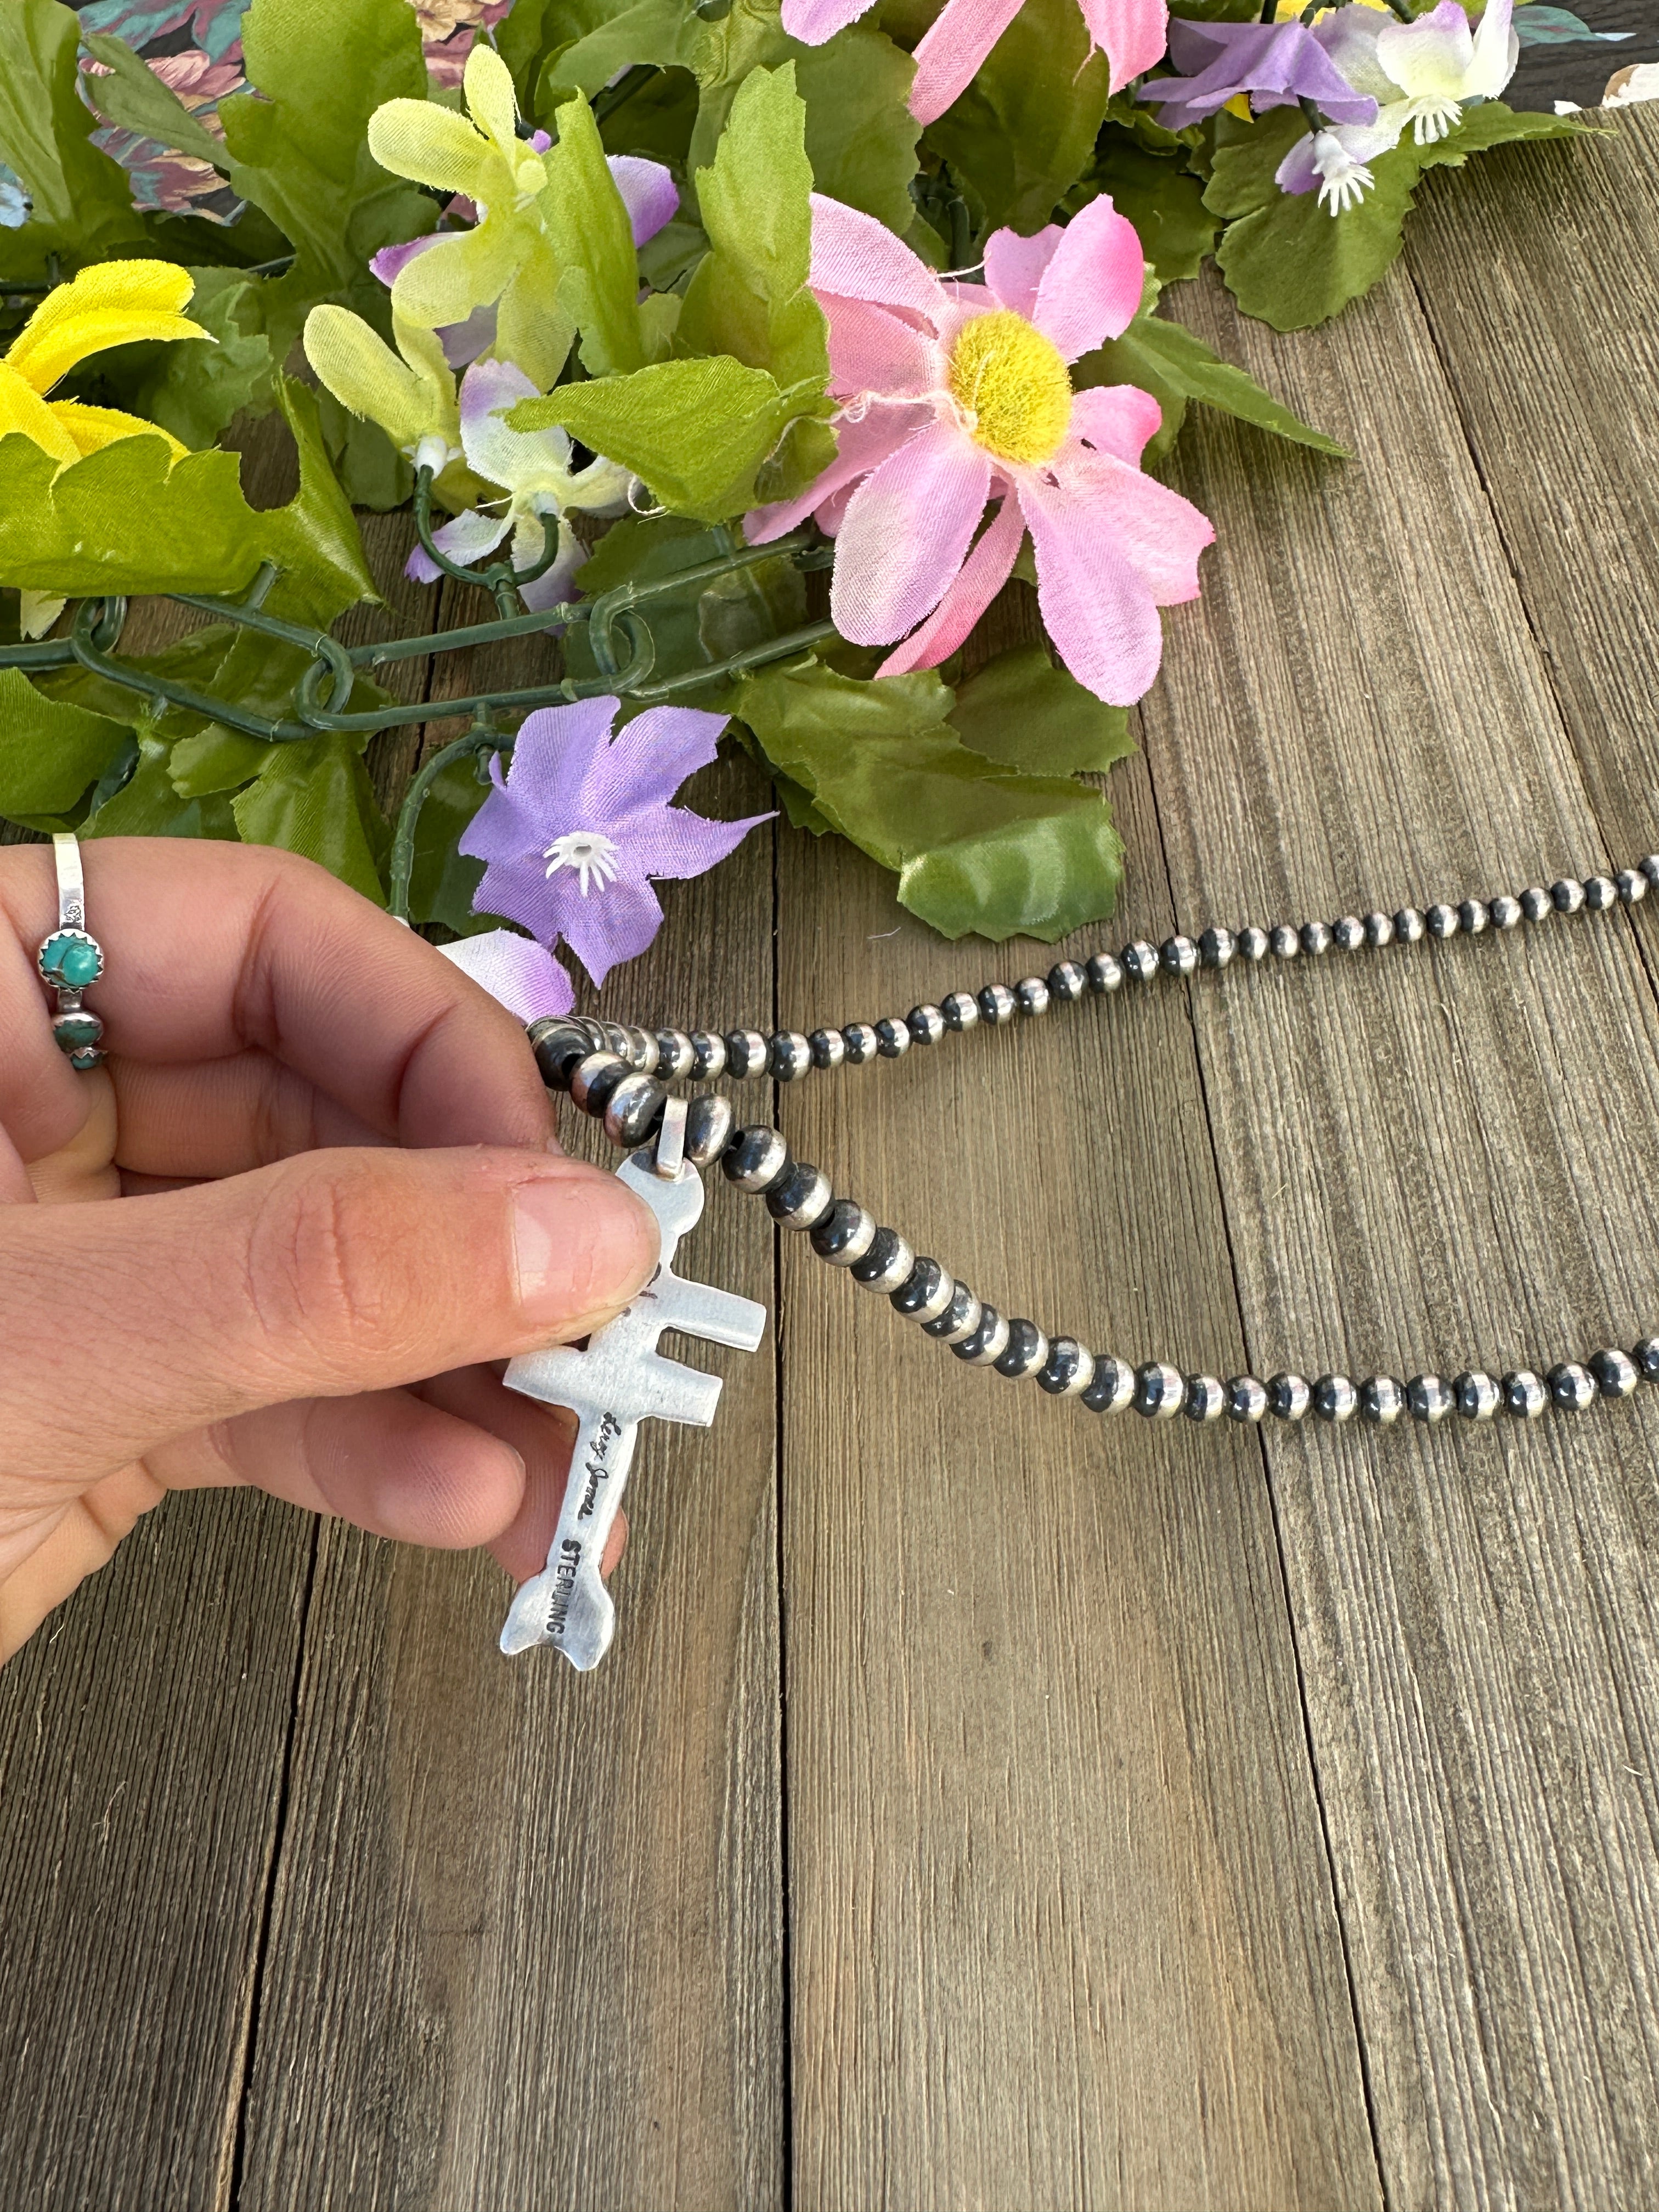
[36,832,106,1070]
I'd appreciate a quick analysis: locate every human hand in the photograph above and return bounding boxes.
[0,838,659,1662]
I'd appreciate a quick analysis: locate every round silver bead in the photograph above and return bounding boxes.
[1641,855,1659,888]
[1269,924,1300,960]
[1458,900,1489,936]
[725,1028,769,1078]
[1184,1374,1227,1422]
[1617,868,1648,906]
[1082,1357,1136,1413]
[906,1003,946,1046]
[1489,894,1522,931]
[1333,916,1365,952]
[769,1030,813,1082]
[873,1017,910,1059]
[1395,907,1426,944]
[1014,977,1051,1017]
[1453,1370,1500,1421]
[1268,1372,1311,1420]
[690,1030,727,1080]
[994,1319,1049,1379]
[603,1071,667,1150]
[1123,940,1160,983]
[766,1163,833,1229]
[1313,1374,1358,1423]
[1047,961,1088,1002]
[1549,1362,1596,1411]
[654,1029,695,1080]
[570,1049,627,1114]
[851,1228,915,1295]
[1360,1376,1405,1425]
[724,1126,791,1192]
[842,1022,880,1065]
[1519,885,1552,923]
[1036,1337,1096,1397]
[891,1257,956,1327]
[1584,873,1617,911]
[1407,1374,1453,1423]
[1161,935,1199,977]
[1591,1348,1640,1398]
[941,991,980,1031]
[684,1092,735,1167]
[1300,921,1333,958]
[923,1282,981,1344]
[1551,877,1585,915]
[978,983,1018,1025]
[1426,903,1458,939]
[1226,1375,1269,1423]
[955,1307,1011,1367]
[1199,926,1236,968]
[1238,926,1271,962]
[1502,1369,1548,1420]
[810,1201,878,1268]
[1085,952,1123,994]
[1134,1362,1185,1418]
[1364,911,1395,947]
[809,1026,846,1070]
[1634,1336,1659,1381]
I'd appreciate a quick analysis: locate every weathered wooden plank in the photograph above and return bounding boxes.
[1149,131,1659,2209]
[234,776,785,2211]
[775,678,1381,2202]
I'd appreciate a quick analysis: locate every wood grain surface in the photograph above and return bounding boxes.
[4,99,1659,2212]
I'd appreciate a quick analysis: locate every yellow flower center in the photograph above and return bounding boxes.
[946,309,1072,467]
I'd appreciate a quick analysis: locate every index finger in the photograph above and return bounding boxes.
[0,838,556,1154]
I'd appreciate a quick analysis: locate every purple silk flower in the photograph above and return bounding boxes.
[1139,16,1381,131]
[461,697,774,987]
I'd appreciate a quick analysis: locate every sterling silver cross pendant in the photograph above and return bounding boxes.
[498,1145,768,1671]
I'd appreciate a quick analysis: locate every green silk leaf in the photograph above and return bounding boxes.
[128,268,276,452]
[232,733,389,903]
[1086,136,1220,285]
[540,93,647,376]
[407,754,493,935]
[167,726,274,797]
[791,31,919,235]
[0,0,154,279]
[947,646,1134,777]
[924,0,1110,233]
[80,31,225,164]
[83,729,239,840]
[0,668,133,819]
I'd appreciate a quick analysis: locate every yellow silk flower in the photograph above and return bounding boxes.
[0,261,208,469]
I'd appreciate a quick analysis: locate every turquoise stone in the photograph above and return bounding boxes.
[67,1047,103,1072]
[40,932,101,989]
[53,1012,103,1052]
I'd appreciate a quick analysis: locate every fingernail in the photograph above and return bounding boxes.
[511,1170,659,1333]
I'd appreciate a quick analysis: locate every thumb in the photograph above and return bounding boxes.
[0,1147,660,1486]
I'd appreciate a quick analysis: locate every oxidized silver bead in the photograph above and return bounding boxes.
[1551,877,1585,915]
[1226,1375,1269,1422]
[907,1003,946,1046]
[1082,1357,1136,1413]
[1313,1374,1358,1422]
[1591,1348,1640,1398]
[851,1228,915,1294]
[1300,921,1333,958]
[766,1163,833,1229]
[1014,977,1051,1017]
[613,1025,656,1070]
[769,1030,813,1082]
[1407,1374,1453,1423]
[1047,960,1088,1002]
[1161,935,1199,977]
[1238,926,1271,962]
[809,1026,846,1070]
[978,983,1018,1025]
[685,1092,735,1167]
[954,1306,1011,1366]
[690,1030,728,1080]
[1502,1370,1548,1419]
[1270,924,1300,960]
[1641,855,1659,888]
[1395,907,1426,944]
[994,1319,1049,1379]
[1635,1336,1659,1381]
[1453,1370,1500,1421]
[1085,952,1124,994]
[941,991,980,1031]
[1123,940,1160,983]
[1184,1374,1227,1422]
[604,1071,667,1150]
[1360,1376,1405,1425]
[725,1028,768,1077]
[1036,1337,1096,1397]
[1458,900,1489,936]
[873,1017,910,1058]
[1268,1372,1311,1420]
[1134,1362,1185,1418]
[1364,911,1395,947]
[1549,1362,1596,1410]
[891,1258,955,1326]
[1584,874,1618,911]
[1199,926,1236,968]
[654,1029,695,1080]
[1333,916,1365,952]
[810,1200,877,1267]
[842,1022,880,1064]
[1617,869,1648,906]
[1426,903,1458,939]
[1519,885,1552,922]
[923,1281,981,1344]
[530,1019,595,1092]
[724,1126,791,1193]
[571,1050,628,1116]
[1489,894,1522,931]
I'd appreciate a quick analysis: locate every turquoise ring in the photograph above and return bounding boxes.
[36,834,105,1071]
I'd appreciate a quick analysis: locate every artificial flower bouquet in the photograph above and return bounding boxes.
[0,0,1610,1010]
